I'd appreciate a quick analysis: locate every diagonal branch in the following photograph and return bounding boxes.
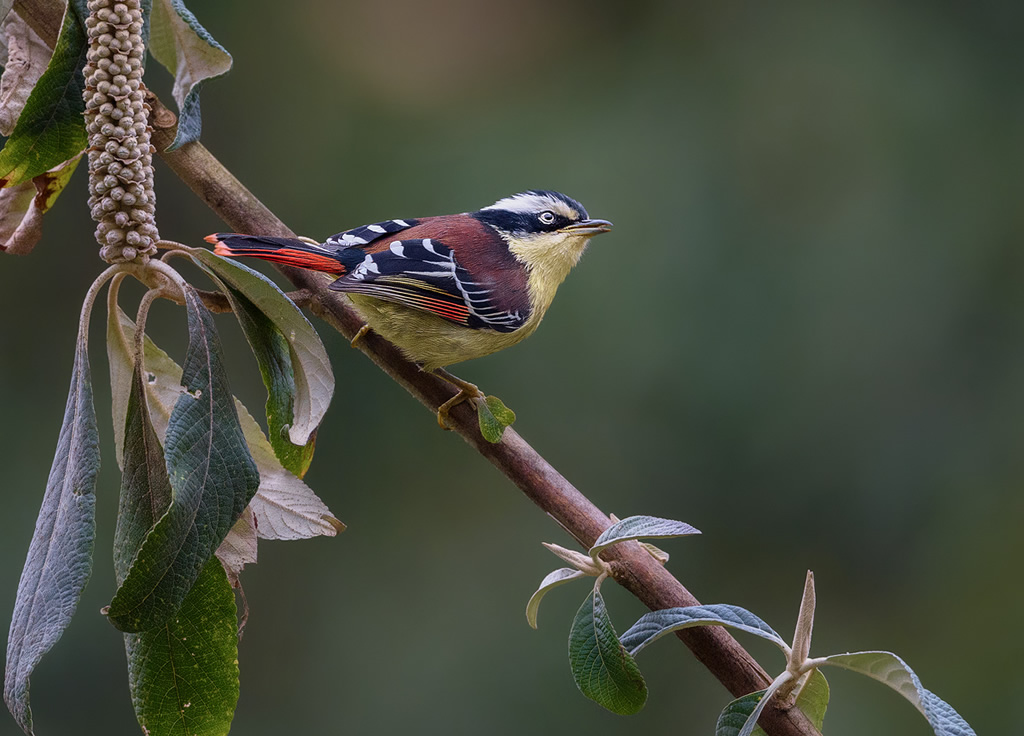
[16,2,820,734]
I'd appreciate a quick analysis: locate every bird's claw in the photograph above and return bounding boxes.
[350,324,371,348]
[434,370,484,430]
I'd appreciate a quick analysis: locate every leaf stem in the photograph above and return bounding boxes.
[81,263,126,334]
[133,287,162,364]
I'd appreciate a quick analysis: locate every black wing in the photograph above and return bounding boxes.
[324,218,420,249]
[329,238,529,332]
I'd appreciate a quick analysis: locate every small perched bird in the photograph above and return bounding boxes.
[206,190,612,424]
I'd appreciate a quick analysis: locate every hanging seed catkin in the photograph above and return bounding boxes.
[83,0,158,262]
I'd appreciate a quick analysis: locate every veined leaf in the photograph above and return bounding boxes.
[238,393,343,540]
[526,567,587,629]
[478,395,515,443]
[822,651,975,736]
[715,669,829,736]
[188,248,334,451]
[114,363,173,582]
[107,286,259,633]
[126,557,239,736]
[116,360,239,735]
[148,0,231,149]
[589,515,701,557]
[0,153,81,254]
[0,3,86,186]
[619,604,788,656]
[568,587,647,715]
[0,11,51,136]
[4,295,99,735]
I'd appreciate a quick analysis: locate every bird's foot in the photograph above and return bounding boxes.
[434,369,485,429]
[350,324,371,348]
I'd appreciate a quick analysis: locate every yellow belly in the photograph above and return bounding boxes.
[348,294,544,370]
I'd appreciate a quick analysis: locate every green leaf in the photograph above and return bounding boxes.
[126,557,240,736]
[115,363,173,583]
[478,395,515,443]
[189,248,333,462]
[0,153,82,254]
[115,360,239,735]
[0,3,86,186]
[107,286,259,633]
[822,651,976,736]
[526,568,587,629]
[568,587,647,715]
[227,286,314,476]
[589,515,701,557]
[4,295,99,735]
[619,604,788,656]
[148,0,231,149]
[715,669,830,736]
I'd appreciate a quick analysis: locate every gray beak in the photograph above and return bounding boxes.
[558,218,613,236]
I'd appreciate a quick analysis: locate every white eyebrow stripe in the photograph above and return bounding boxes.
[482,193,578,219]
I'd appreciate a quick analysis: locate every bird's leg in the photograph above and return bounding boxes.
[350,324,372,348]
[433,368,485,429]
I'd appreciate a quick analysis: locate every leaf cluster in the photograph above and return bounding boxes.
[4,245,340,736]
[529,519,976,736]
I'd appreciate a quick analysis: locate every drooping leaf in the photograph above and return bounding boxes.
[4,297,99,735]
[589,515,701,557]
[188,248,333,452]
[114,358,239,735]
[0,153,81,254]
[619,604,789,656]
[106,282,137,466]
[234,396,343,540]
[526,567,587,629]
[0,3,86,186]
[126,557,239,736]
[114,363,173,583]
[822,651,976,736]
[148,0,231,149]
[715,669,830,736]
[230,285,314,476]
[0,11,52,136]
[478,394,515,443]
[107,286,259,633]
[568,587,647,715]
[189,253,318,476]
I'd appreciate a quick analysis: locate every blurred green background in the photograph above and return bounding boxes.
[2,0,1022,734]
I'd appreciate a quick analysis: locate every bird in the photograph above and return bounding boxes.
[206,190,613,426]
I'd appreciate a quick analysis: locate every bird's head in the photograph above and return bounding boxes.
[472,190,612,278]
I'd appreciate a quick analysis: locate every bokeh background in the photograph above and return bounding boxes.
[2,1,1022,734]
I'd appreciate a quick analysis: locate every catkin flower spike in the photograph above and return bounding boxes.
[83,0,158,263]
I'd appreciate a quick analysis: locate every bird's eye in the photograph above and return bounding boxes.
[538,211,556,225]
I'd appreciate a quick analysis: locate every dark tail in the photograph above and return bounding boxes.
[205,233,346,275]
